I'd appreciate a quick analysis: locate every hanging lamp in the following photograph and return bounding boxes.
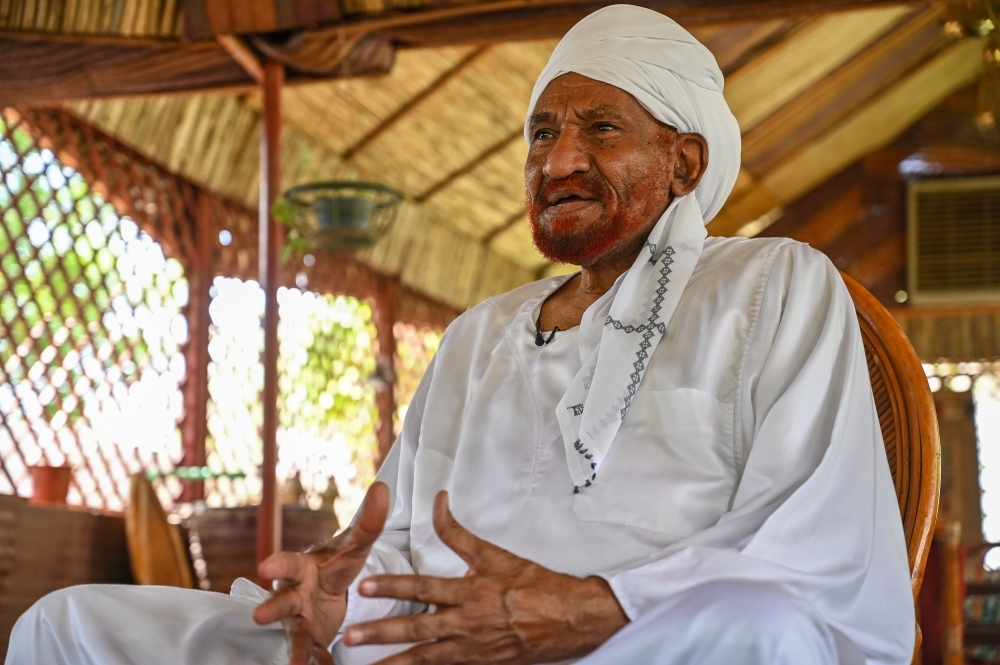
[281,182,403,253]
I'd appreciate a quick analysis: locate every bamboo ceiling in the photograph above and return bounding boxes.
[0,0,990,311]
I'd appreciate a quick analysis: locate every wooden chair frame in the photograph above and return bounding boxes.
[841,272,940,597]
[841,273,940,660]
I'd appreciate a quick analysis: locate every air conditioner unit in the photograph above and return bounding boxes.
[907,176,1000,305]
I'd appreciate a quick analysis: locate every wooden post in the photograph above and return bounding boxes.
[373,277,398,470]
[257,60,284,565]
[179,191,212,502]
[937,521,965,665]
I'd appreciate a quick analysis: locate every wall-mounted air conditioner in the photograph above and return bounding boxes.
[907,176,1000,305]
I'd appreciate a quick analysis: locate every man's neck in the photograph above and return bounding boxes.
[538,251,639,332]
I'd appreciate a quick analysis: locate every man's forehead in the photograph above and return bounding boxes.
[536,74,632,102]
[529,75,646,125]
[528,104,628,126]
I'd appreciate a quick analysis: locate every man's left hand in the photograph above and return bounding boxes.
[341,490,629,664]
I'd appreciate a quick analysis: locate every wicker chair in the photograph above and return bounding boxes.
[124,473,194,589]
[840,272,941,656]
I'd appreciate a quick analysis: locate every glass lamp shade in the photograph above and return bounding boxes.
[283,182,403,252]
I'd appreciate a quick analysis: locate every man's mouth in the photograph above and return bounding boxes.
[544,190,599,213]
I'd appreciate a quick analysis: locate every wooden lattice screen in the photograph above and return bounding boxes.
[0,110,195,509]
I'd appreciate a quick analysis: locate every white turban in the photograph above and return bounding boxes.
[525,6,744,494]
[525,4,741,223]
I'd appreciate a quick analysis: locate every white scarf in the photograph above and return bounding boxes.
[525,5,742,491]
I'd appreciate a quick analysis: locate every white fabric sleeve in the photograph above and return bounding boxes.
[601,243,914,665]
[334,357,437,638]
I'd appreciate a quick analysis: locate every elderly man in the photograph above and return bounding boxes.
[8,5,912,665]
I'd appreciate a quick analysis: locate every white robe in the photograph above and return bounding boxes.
[331,236,913,665]
[7,236,913,665]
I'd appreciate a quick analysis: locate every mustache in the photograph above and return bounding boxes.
[533,173,612,205]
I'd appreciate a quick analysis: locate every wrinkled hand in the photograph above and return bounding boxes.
[253,482,390,665]
[342,491,629,664]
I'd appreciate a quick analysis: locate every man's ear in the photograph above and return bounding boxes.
[669,133,709,198]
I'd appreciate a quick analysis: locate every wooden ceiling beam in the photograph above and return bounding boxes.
[690,19,792,76]
[762,37,983,203]
[784,184,865,249]
[0,0,931,50]
[0,0,945,107]
[182,0,341,39]
[845,232,905,289]
[740,5,947,174]
[342,45,493,161]
[368,0,937,48]
[0,28,178,47]
[0,33,393,107]
[866,143,1000,176]
[217,34,264,84]
[416,127,523,203]
[723,4,912,133]
[756,161,862,239]
[0,40,253,108]
[708,36,985,238]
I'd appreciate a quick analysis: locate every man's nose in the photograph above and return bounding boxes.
[542,129,590,180]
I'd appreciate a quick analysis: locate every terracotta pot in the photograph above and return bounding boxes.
[29,465,72,505]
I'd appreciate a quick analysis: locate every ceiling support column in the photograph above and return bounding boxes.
[258,59,284,566]
[373,276,398,471]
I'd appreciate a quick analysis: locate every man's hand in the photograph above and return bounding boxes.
[253,482,390,665]
[341,491,629,664]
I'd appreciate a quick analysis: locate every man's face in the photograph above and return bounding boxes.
[525,73,681,266]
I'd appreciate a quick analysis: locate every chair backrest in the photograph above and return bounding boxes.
[840,271,940,598]
[124,473,194,589]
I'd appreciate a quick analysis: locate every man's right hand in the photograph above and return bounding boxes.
[253,482,390,665]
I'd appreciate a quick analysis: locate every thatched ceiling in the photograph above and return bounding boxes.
[0,0,990,311]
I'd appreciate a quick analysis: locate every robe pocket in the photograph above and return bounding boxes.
[572,388,735,538]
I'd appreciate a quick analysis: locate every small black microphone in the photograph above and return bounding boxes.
[535,327,560,346]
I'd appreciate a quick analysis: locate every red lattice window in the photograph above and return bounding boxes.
[394,322,441,434]
[0,114,187,511]
[0,109,449,521]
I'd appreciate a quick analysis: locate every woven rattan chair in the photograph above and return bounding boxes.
[840,272,940,656]
[124,473,194,589]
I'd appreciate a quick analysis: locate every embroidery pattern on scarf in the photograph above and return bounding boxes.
[573,246,676,495]
[572,439,598,494]
[604,246,675,420]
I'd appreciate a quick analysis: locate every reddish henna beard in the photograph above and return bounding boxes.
[529,173,652,266]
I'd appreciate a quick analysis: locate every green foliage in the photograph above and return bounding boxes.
[279,292,380,483]
[272,197,310,264]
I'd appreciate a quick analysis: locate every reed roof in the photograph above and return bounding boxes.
[1,0,990,312]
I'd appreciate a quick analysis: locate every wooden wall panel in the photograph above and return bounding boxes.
[0,496,133,659]
[760,158,906,304]
[895,309,1000,361]
[763,164,864,243]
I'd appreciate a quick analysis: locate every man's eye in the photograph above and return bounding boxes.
[533,129,555,141]
[595,122,616,132]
